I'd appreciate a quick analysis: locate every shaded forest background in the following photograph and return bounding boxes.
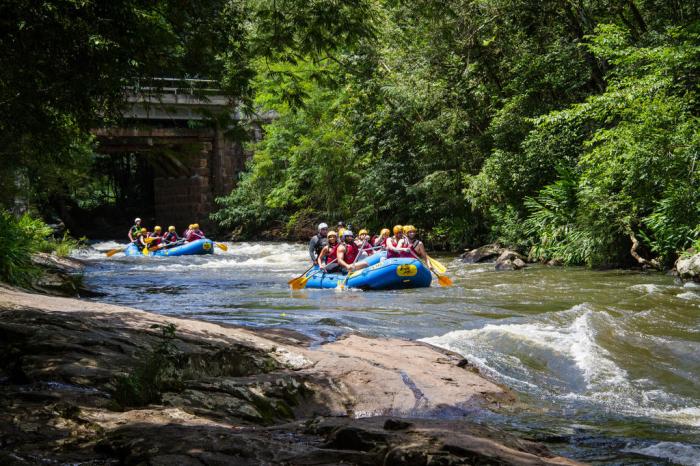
[1,0,698,270]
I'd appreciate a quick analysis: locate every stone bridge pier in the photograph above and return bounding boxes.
[94,127,247,233]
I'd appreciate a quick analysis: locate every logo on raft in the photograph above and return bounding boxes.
[396,264,417,277]
[202,242,212,250]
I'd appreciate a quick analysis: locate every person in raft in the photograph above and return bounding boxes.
[128,218,142,244]
[338,230,369,272]
[147,226,163,248]
[386,225,412,259]
[186,223,205,242]
[317,230,340,273]
[309,222,329,264]
[162,226,181,248]
[137,228,149,249]
[356,229,374,256]
[374,228,391,249]
[183,224,193,238]
[404,225,428,261]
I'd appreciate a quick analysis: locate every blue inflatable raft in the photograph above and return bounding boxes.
[303,255,432,290]
[123,239,215,257]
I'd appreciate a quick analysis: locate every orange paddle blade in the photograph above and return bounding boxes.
[215,242,228,251]
[437,275,453,287]
[105,248,123,257]
[289,275,310,290]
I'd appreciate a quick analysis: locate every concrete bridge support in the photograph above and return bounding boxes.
[94,127,246,232]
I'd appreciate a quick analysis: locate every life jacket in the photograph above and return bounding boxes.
[163,232,178,244]
[326,242,339,264]
[359,240,374,256]
[187,229,205,242]
[344,242,359,264]
[129,225,140,242]
[148,232,162,246]
[313,235,328,255]
[386,237,409,259]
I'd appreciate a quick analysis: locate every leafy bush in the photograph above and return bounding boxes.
[0,212,84,285]
[0,212,51,285]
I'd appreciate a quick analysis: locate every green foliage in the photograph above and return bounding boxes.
[113,323,183,408]
[0,212,85,285]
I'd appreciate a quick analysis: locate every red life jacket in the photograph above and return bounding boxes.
[163,232,178,243]
[326,243,339,263]
[187,230,204,242]
[386,237,404,258]
[344,242,359,264]
[148,233,162,246]
[361,241,374,256]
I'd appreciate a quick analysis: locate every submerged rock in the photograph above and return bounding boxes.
[495,250,528,271]
[0,286,579,465]
[676,253,700,282]
[461,243,504,263]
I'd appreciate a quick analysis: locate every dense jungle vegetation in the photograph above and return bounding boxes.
[1,0,698,279]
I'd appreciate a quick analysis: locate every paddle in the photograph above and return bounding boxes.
[290,258,339,290]
[288,264,316,290]
[215,242,228,251]
[427,255,447,274]
[105,247,126,257]
[339,240,366,290]
[409,250,453,287]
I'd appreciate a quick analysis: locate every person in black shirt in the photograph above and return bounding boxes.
[309,222,329,263]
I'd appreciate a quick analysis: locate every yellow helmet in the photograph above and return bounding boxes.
[168,226,176,232]
[338,227,346,237]
[358,229,368,235]
[154,225,162,232]
[193,223,199,229]
[393,225,403,235]
[188,224,194,229]
[404,225,416,234]
[141,228,147,233]
[380,228,390,237]
[327,230,338,239]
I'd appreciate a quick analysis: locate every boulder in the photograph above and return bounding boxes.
[495,250,528,271]
[461,244,504,263]
[676,253,700,282]
[29,253,98,297]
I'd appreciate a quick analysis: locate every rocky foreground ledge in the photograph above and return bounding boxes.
[0,287,579,465]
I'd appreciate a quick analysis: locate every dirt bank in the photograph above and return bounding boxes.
[0,286,580,465]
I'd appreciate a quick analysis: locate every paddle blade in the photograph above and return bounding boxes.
[428,256,447,274]
[216,242,228,251]
[142,247,149,256]
[144,237,154,243]
[105,248,122,257]
[437,275,453,287]
[289,276,310,290]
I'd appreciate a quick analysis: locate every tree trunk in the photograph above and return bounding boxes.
[628,230,661,270]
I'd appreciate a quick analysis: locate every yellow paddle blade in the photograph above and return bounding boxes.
[428,256,447,274]
[142,247,149,256]
[437,275,453,287]
[144,236,154,243]
[289,275,310,290]
[105,248,123,257]
[215,242,228,251]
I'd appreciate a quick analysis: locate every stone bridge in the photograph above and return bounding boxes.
[93,78,272,232]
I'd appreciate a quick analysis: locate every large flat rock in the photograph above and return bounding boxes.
[0,286,580,465]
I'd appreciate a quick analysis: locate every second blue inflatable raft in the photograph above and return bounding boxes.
[124,239,215,257]
[303,256,432,290]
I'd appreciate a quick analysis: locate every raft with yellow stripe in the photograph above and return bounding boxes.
[303,256,432,290]
[123,239,215,257]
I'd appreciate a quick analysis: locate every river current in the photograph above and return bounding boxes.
[78,241,700,465]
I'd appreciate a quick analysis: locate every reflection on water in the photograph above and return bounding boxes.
[78,241,700,465]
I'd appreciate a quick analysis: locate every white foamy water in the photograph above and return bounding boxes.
[421,304,700,428]
[623,441,700,466]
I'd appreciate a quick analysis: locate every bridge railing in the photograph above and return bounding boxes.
[128,77,223,97]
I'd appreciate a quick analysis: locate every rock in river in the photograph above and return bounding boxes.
[0,286,581,465]
[676,252,700,282]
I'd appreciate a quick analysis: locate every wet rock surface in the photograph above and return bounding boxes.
[460,243,505,263]
[29,253,98,297]
[495,250,529,271]
[676,252,700,282]
[0,287,581,465]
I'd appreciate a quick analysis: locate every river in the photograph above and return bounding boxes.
[78,241,700,465]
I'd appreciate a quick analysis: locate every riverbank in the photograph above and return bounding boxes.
[0,286,582,465]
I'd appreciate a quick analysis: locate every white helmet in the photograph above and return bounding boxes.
[341,230,354,240]
[135,218,141,223]
[318,222,328,231]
